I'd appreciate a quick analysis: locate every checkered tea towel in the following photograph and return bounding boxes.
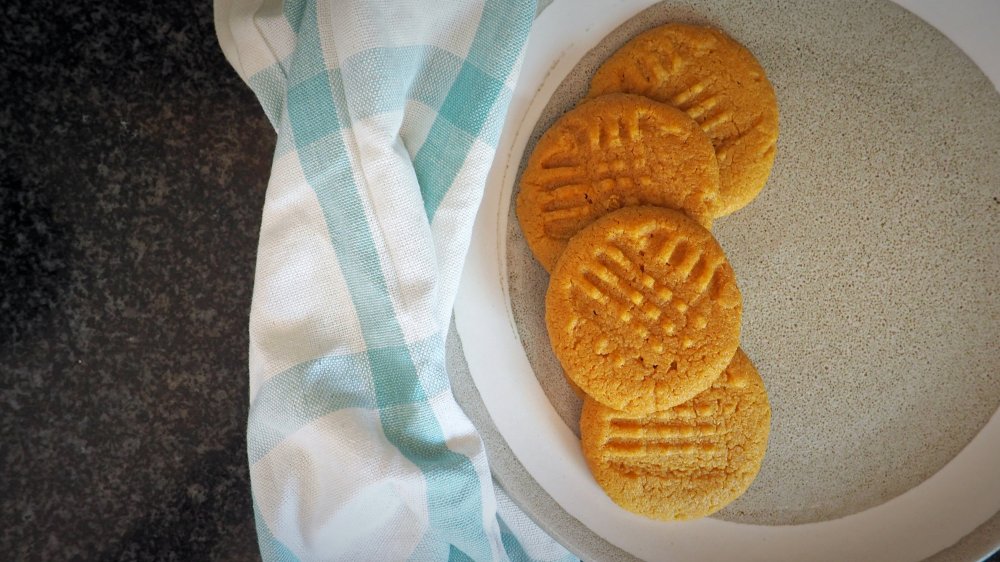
[214,0,576,560]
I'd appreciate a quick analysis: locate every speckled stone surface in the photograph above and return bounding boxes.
[0,1,273,560]
[505,0,1000,527]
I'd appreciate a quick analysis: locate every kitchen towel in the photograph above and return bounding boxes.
[214,0,575,560]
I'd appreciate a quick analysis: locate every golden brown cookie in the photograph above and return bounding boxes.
[587,24,779,216]
[516,93,721,271]
[580,349,770,520]
[545,206,741,414]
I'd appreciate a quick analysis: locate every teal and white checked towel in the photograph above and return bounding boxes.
[215,0,575,559]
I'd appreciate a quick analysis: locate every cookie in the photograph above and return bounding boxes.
[580,349,770,520]
[587,24,779,216]
[516,93,721,271]
[545,206,741,414]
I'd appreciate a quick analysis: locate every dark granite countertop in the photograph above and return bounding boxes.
[1,1,273,559]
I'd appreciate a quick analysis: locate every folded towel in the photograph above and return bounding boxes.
[214,0,575,559]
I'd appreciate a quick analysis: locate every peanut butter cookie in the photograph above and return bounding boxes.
[545,206,741,414]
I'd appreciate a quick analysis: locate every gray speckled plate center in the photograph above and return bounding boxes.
[505,0,1000,526]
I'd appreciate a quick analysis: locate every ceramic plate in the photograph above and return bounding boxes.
[454,0,1000,559]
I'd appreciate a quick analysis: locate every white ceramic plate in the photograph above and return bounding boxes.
[456,1,1000,560]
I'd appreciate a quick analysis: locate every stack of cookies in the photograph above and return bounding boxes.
[515,24,778,521]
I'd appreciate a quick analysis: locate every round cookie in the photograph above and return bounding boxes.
[545,206,741,414]
[516,93,721,271]
[580,349,770,520]
[587,24,779,216]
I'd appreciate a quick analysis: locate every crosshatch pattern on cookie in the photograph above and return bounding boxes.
[546,206,741,415]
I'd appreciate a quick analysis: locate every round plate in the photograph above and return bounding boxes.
[455,0,1000,560]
